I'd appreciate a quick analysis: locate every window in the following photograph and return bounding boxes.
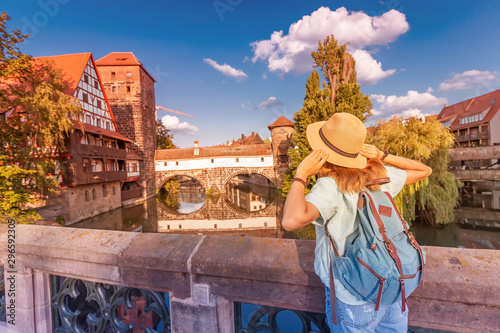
[83,159,90,173]
[112,86,116,93]
[111,72,116,78]
[126,72,132,77]
[82,93,88,103]
[475,115,478,122]
[96,119,101,128]
[164,162,167,166]
[83,75,88,84]
[214,224,217,229]
[94,80,98,89]
[103,184,107,197]
[261,157,264,162]
[126,86,131,92]
[480,114,483,121]
[97,100,102,108]
[491,99,496,105]
[176,161,179,166]
[92,189,96,200]
[281,129,284,134]
[85,190,89,202]
[235,158,239,163]
[85,115,91,124]
[211,159,214,163]
[92,159,104,172]
[80,133,88,144]
[106,122,110,130]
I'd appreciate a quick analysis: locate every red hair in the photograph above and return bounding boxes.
[318,158,387,193]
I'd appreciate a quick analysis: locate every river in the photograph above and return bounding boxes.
[70,177,500,250]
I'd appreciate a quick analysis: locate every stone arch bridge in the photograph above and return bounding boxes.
[155,144,278,191]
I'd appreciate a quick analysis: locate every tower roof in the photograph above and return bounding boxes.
[268,115,294,129]
[95,52,156,82]
[95,52,142,66]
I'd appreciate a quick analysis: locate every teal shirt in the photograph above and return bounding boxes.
[305,166,407,305]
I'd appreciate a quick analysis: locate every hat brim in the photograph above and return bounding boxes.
[307,121,367,169]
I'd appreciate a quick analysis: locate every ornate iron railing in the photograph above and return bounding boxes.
[51,276,170,333]
[234,303,329,333]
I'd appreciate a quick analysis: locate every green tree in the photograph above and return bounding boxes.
[156,119,177,149]
[367,116,461,225]
[0,12,82,222]
[282,34,372,197]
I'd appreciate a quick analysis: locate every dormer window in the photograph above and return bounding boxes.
[491,99,496,105]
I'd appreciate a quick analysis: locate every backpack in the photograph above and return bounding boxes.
[324,177,425,325]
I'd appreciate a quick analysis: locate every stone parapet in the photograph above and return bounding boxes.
[0,225,498,332]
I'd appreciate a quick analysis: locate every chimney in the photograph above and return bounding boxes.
[194,141,199,156]
[251,131,255,135]
[241,134,244,139]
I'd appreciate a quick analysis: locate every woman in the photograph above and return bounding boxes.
[282,113,431,332]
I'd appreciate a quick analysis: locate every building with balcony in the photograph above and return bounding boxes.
[437,89,500,148]
[27,53,133,223]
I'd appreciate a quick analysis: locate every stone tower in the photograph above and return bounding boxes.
[96,52,157,199]
[268,115,295,185]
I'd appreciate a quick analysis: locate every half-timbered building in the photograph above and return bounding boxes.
[33,53,133,223]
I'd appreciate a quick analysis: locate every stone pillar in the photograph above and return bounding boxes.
[170,283,234,333]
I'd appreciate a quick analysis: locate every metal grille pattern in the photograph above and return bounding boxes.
[235,303,330,333]
[51,277,170,333]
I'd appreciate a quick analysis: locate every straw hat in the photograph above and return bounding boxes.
[306,113,367,169]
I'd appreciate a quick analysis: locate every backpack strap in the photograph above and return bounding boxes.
[364,191,408,312]
[324,221,339,325]
[383,192,426,286]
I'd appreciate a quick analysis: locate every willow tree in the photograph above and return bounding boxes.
[367,116,461,225]
[282,34,372,197]
[0,12,82,222]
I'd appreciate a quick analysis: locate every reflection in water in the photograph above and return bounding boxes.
[156,177,280,235]
[159,176,206,215]
[70,179,500,249]
[225,179,276,212]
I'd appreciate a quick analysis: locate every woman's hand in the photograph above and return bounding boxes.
[295,149,329,179]
[360,144,383,160]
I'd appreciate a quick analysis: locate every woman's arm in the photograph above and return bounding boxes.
[282,149,329,231]
[359,144,432,185]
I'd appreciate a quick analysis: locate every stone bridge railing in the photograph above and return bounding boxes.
[0,225,498,332]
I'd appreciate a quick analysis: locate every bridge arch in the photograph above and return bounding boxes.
[221,167,277,189]
[156,170,208,192]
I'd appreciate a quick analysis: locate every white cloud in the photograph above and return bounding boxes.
[351,49,395,85]
[370,89,447,119]
[251,97,284,110]
[439,70,499,91]
[203,58,248,81]
[250,6,409,84]
[161,115,198,136]
[371,90,447,112]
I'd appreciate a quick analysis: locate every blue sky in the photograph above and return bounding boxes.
[4,0,500,148]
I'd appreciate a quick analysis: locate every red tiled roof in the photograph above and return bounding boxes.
[437,89,500,130]
[235,132,264,145]
[268,115,294,129]
[126,146,143,160]
[155,144,272,160]
[73,121,132,142]
[34,53,92,95]
[95,52,155,82]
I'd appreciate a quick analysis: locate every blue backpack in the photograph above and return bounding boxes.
[324,178,425,325]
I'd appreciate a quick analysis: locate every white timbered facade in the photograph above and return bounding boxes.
[74,58,117,132]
